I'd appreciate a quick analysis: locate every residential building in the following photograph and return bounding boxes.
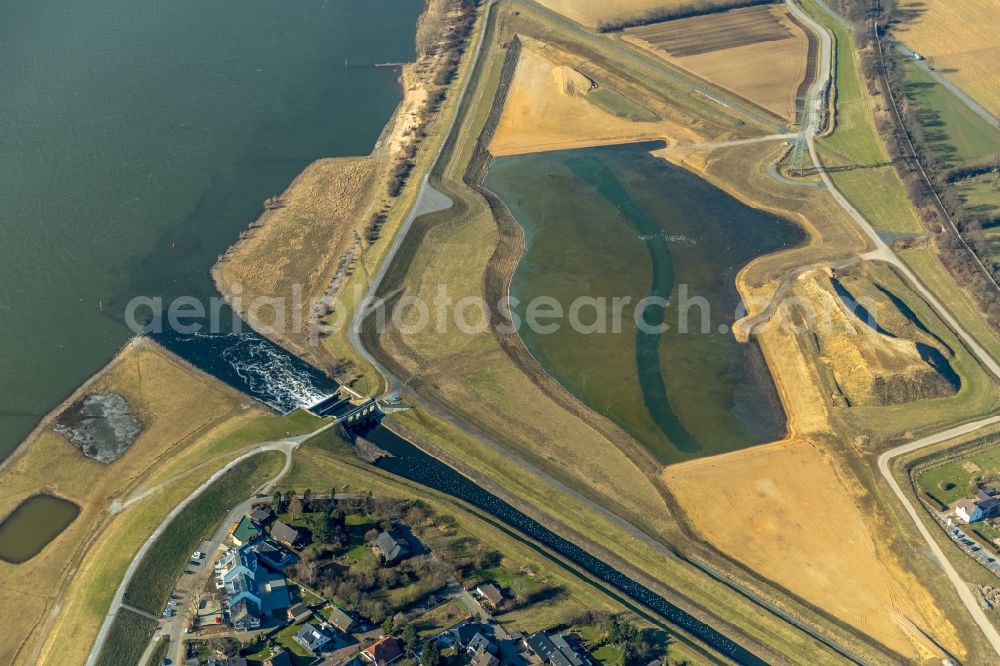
[252,539,296,571]
[295,622,334,655]
[476,583,504,609]
[249,507,274,525]
[467,632,495,655]
[956,495,1000,523]
[471,645,500,666]
[217,544,292,630]
[361,637,405,666]
[231,515,263,546]
[271,520,305,548]
[370,530,410,564]
[327,605,356,633]
[523,632,587,666]
[287,602,311,624]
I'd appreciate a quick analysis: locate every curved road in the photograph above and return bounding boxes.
[786,0,1000,381]
[85,425,334,666]
[877,416,1000,655]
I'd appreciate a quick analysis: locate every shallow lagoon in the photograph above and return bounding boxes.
[0,494,80,563]
[484,143,804,463]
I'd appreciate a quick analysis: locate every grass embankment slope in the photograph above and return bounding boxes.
[802,0,1000,362]
[96,451,285,666]
[622,5,811,120]
[356,1,890,662]
[280,430,733,666]
[0,341,323,666]
[892,0,1000,117]
[213,157,378,368]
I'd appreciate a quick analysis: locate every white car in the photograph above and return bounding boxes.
[192,551,204,559]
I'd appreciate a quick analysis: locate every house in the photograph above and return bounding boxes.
[471,645,500,666]
[523,632,587,666]
[370,530,410,564]
[295,622,334,655]
[467,632,495,655]
[263,650,293,666]
[202,659,248,666]
[231,515,263,546]
[271,520,305,548]
[955,496,1000,524]
[217,544,291,629]
[361,637,405,666]
[327,605,356,633]
[449,623,493,649]
[287,602,311,624]
[476,583,504,609]
[252,539,296,571]
[249,507,274,525]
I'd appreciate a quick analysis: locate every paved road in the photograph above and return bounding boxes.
[892,42,1000,131]
[877,416,1000,656]
[787,0,1000,382]
[87,423,335,666]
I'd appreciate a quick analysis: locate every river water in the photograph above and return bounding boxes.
[0,0,422,458]
[360,423,766,665]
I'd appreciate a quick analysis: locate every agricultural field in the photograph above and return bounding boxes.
[663,438,965,663]
[532,0,754,29]
[892,0,1000,117]
[900,59,1000,167]
[622,5,813,119]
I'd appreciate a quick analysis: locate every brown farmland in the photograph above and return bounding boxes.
[623,6,813,120]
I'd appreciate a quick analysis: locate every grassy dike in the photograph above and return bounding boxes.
[339,1,901,664]
[95,450,286,666]
[34,407,323,666]
[279,430,735,666]
[802,0,1000,363]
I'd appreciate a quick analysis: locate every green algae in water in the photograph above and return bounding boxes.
[0,494,81,563]
[484,143,804,463]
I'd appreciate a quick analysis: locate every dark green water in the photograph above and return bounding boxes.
[484,143,804,463]
[0,0,421,458]
[0,494,80,563]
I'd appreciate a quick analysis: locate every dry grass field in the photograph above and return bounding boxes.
[663,438,964,662]
[892,0,1000,116]
[622,6,813,119]
[0,339,262,665]
[0,340,323,666]
[533,0,748,28]
[213,157,378,367]
[490,39,705,155]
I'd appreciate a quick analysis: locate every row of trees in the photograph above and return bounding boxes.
[596,0,777,32]
[847,0,1000,327]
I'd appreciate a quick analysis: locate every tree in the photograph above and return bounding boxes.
[401,623,418,656]
[289,496,304,520]
[271,489,283,513]
[382,615,395,637]
[420,639,442,666]
[313,511,343,545]
[303,488,313,511]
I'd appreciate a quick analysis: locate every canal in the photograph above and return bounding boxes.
[357,422,767,666]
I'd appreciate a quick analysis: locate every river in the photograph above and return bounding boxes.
[0,0,422,458]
